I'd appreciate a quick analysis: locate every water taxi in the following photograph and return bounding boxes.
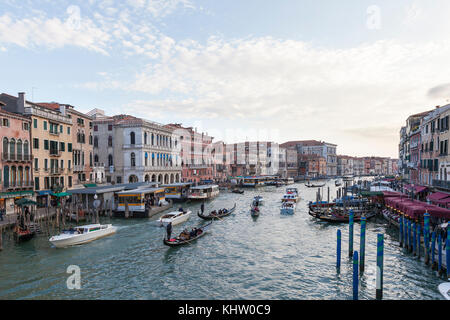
[116,187,166,213]
[158,209,191,227]
[49,224,117,248]
[188,184,219,200]
[161,183,192,202]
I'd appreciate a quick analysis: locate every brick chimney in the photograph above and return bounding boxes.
[17,92,26,113]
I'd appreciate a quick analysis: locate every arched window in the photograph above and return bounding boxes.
[90,152,93,167]
[94,136,98,148]
[3,166,9,188]
[108,154,113,167]
[94,154,99,163]
[145,152,148,166]
[144,132,148,145]
[23,140,29,157]
[130,132,135,145]
[152,153,155,166]
[16,140,22,159]
[108,136,113,147]
[81,132,85,143]
[89,134,93,145]
[130,153,136,167]
[151,133,154,145]
[3,138,8,156]
[9,139,15,159]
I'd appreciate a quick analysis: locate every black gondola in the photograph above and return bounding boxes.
[197,203,236,220]
[163,222,213,247]
[13,226,35,242]
[250,205,260,217]
[231,189,244,194]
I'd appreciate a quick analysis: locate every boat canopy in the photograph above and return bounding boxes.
[190,184,218,190]
[385,197,450,219]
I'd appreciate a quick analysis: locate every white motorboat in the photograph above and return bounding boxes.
[253,196,264,206]
[281,201,296,215]
[158,210,191,227]
[49,224,117,248]
[282,193,298,203]
[438,283,450,300]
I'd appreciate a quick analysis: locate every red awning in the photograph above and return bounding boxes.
[414,186,427,193]
[432,197,450,205]
[427,192,450,201]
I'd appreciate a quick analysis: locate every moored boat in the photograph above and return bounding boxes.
[49,224,117,248]
[158,209,191,227]
[231,189,244,194]
[335,180,342,187]
[188,184,220,200]
[438,283,450,300]
[163,222,212,247]
[305,181,325,188]
[13,226,35,242]
[197,203,236,220]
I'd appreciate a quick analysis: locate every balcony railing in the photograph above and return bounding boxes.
[49,150,61,157]
[50,168,63,175]
[432,179,450,190]
[3,181,34,189]
[73,165,84,172]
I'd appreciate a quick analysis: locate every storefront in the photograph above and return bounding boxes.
[0,190,35,215]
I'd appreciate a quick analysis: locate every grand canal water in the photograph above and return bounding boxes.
[0,180,445,300]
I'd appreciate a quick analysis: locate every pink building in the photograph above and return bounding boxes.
[0,104,33,214]
[165,124,214,184]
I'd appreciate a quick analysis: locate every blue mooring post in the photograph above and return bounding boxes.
[438,232,442,275]
[424,213,430,265]
[360,217,366,272]
[446,227,450,279]
[408,220,413,253]
[376,234,384,300]
[413,223,417,256]
[399,216,403,247]
[337,229,341,272]
[431,231,437,270]
[404,217,408,250]
[417,223,421,259]
[349,210,354,258]
[353,251,359,300]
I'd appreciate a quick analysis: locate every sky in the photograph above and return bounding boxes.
[1,0,450,158]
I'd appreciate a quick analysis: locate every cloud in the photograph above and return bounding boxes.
[428,83,450,100]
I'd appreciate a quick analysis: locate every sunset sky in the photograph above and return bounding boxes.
[1,0,450,158]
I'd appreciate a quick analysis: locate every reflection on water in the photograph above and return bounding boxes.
[0,181,445,300]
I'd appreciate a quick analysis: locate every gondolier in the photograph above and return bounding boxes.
[200,202,205,214]
[166,222,172,240]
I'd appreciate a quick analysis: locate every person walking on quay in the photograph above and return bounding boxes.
[166,222,172,240]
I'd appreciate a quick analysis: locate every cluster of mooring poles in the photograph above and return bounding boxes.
[398,212,449,278]
[336,210,450,300]
[336,210,384,300]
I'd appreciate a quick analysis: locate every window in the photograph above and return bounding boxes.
[94,136,98,148]
[68,176,72,188]
[94,154,99,163]
[2,118,9,127]
[67,127,70,135]
[108,136,112,147]
[117,176,122,184]
[34,158,38,169]
[90,153,93,167]
[108,124,112,131]
[60,142,65,152]
[34,177,40,191]
[44,159,48,170]
[108,154,113,166]
[33,138,39,149]
[22,122,29,131]
[44,140,49,150]
[68,160,71,169]
[89,134,93,145]
[60,160,64,169]
[94,125,98,132]
[68,143,72,152]
[43,121,47,130]
[130,132,135,145]
[33,119,37,129]
[131,152,136,167]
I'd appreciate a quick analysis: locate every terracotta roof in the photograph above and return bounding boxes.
[37,102,61,110]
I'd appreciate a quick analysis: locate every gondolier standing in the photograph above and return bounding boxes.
[166,222,172,240]
[201,202,205,214]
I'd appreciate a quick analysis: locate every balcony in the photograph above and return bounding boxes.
[49,150,61,157]
[49,130,60,136]
[73,165,84,172]
[50,167,63,175]
[432,179,450,190]
[4,181,34,189]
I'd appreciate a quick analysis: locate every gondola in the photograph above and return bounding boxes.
[305,182,325,188]
[250,204,260,217]
[197,203,236,220]
[313,212,376,223]
[163,222,213,247]
[231,189,244,194]
[13,226,35,242]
